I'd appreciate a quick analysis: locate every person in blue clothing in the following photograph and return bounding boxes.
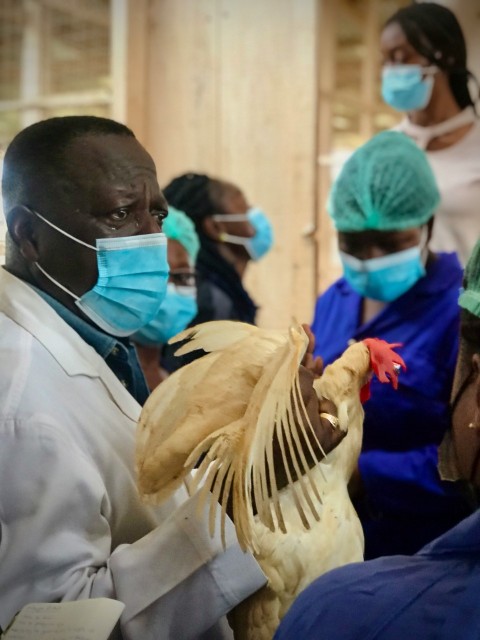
[274,238,480,640]
[311,131,470,559]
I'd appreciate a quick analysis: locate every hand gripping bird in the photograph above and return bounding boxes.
[136,321,405,640]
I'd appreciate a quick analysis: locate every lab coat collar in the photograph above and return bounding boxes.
[0,267,141,421]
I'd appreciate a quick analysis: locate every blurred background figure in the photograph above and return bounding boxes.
[311,131,471,559]
[163,173,274,325]
[381,2,480,265]
[133,206,199,390]
[274,238,480,640]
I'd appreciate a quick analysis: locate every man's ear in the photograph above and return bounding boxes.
[6,206,39,263]
[201,216,223,241]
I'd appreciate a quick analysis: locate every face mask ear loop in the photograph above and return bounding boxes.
[212,214,250,223]
[29,208,98,251]
[422,64,438,77]
[218,232,249,247]
[420,225,430,267]
[34,262,81,301]
[466,70,480,115]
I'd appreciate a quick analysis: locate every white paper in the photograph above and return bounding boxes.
[2,598,125,640]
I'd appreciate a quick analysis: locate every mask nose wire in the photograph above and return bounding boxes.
[28,208,98,252]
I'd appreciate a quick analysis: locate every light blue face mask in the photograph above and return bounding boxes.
[213,207,274,261]
[132,282,198,345]
[382,64,437,112]
[340,233,428,302]
[31,210,170,336]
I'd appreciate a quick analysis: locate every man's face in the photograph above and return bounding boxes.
[30,134,168,301]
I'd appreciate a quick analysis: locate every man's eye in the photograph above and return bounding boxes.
[151,210,167,223]
[111,209,129,221]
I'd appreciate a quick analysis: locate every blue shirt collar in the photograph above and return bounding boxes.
[30,285,150,405]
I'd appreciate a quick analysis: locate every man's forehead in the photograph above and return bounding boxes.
[64,133,157,181]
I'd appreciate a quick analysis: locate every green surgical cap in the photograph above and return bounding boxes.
[459,240,480,317]
[328,131,440,232]
[163,205,200,263]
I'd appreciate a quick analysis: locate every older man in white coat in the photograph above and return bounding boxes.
[0,116,336,639]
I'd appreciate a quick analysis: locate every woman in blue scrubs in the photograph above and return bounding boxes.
[276,239,480,639]
[311,131,470,559]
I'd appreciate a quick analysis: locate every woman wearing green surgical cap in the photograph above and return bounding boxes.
[133,206,199,390]
[311,131,470,560]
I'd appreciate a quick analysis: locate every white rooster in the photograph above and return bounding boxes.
[136,320,405,640]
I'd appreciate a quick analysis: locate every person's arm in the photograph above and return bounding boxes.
[0,420,265,639]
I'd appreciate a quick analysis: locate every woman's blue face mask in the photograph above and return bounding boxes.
[31,209,169,336]
[381,64,437,112]
[132,282,198,345]
[213,207,274,260]
[340,229,428,302]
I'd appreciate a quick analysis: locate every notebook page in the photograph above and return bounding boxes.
[2,598,125,640]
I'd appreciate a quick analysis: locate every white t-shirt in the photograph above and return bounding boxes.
[396,111,480,265]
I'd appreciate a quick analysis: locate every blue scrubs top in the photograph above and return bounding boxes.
[274,508,480,640]
[311,252,470,558]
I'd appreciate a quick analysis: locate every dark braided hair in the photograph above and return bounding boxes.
[2,115,135,215]
[385,2,478,110]
[163,173,219,227]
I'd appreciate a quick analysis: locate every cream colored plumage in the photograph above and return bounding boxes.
[136,321,403,640]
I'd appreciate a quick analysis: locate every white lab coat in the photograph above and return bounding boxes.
[0,268,265,639]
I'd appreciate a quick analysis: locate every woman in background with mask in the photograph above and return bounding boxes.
[133,206,199,390]
[381,2,480,265]
[311,131,470,559]
[163,173,273,326]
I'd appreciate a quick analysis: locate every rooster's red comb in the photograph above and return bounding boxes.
[362,338,406,390]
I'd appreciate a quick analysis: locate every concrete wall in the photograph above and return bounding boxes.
[130,0,320,330]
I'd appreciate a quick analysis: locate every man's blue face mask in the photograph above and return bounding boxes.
[132,282,198,345]
[340,229,428,302]
[31,210,170,336]
[382,64,437,112]
[213,207,274,261]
